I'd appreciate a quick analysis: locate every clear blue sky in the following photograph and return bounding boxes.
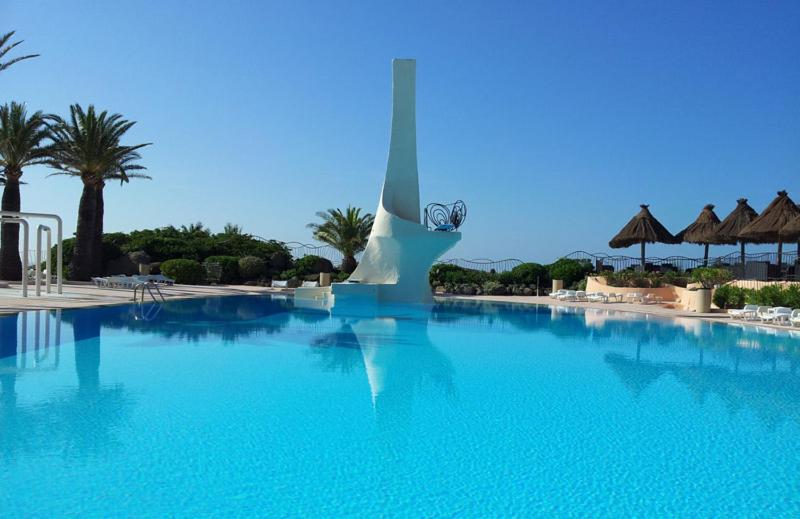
[3,1,799,262]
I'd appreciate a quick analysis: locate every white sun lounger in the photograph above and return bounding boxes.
[642,294,663,305]
[790,310,800,327]
[588,292,608,303]
[271,280,289,289]
[575,290,588,302]
[550,289,567,299]
[728,304,758,320]
[760,307,792,324]
[301,281,319,288]
[558,290,577,301]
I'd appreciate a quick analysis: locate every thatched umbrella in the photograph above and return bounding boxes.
[779,210,800,259]
[676,204,734,266]
[739,191,800,270]
[609,204,678,270]
[715,198,759,268]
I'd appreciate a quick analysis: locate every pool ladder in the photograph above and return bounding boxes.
[133,282,165,321]
[133,282,166,304]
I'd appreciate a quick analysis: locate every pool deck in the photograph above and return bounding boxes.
[0,282,286,314]
[451,295,800,333]
[1,284,796,334]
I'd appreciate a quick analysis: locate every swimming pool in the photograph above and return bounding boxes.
[1,295,799,516]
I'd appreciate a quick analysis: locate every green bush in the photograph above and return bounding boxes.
[429,264,494,287]
[691,267,732,289]
[295,255,334,276]
[269,251,293,272]
[499,262,549,286]
[713,285,748,309]
[203,255,240,284]
[332,271,350,282]
[161,259,205,285]
[548,258,593,288]
[279,268,299,280]
[238,256,266,280]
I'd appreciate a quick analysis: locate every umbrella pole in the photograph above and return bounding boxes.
[740,242,745,267]
[777,241,783,272]
[703,243,709,267]
[640,241,646,272]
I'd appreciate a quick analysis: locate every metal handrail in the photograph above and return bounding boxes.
[133,281,166,303]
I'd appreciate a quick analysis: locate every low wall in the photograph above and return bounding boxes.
[586,277,679,302]
[587,276,721,311]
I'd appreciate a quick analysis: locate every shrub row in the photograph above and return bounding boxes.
[430,259,592,291]
[713,284,800,309]
[156,253,338,285]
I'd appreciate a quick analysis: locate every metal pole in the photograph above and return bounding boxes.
[45,228,52,294]
[0,212,63,294]
[36,225,52,295]
[0,217,29,297]
[35,226,43,296]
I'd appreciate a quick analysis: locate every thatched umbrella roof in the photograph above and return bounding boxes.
[609,204,678,248]
[739,191,800,243]
[676,204,733,245]
[780,211,800,241]
[715,198,758,242]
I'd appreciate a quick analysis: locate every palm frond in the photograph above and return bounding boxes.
[0,31,39,72]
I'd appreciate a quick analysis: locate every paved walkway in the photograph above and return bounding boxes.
[451,295,800,333]
[0,282,284,314]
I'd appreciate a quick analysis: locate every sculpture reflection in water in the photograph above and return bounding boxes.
[308,302,455,451]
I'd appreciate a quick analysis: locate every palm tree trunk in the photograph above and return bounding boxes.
[92,183,105,276]
[342,255,358,274]
[69,181,97,281]
[0,173,23,280]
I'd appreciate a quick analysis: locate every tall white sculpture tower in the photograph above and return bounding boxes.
[335,59,461,304]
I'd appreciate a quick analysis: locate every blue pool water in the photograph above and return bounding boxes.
[1,295,800,516]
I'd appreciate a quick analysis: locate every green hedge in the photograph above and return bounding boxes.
[294,255,334,276]
[161,259,205,285]
[238,256,266,281]
[204,255,240,284]
[713,284,800,309]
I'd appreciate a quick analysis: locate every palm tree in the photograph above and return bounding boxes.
[47,105,151,280]
[0,102,50,280]
[307,206,374,273]
[223,223,243,235]
[0,31,39,73]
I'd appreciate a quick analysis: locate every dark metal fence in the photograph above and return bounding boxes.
[278,242,799,281]
[562,250,800,280]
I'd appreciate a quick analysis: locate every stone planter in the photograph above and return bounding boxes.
[693,288,712,313]
[552,279,564,292]
[139,263,151,275]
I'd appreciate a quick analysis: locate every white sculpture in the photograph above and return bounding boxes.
[336,59,461,304]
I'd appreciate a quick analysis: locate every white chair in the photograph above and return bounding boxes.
[790,310,800,327]
[558,290,577,301]
[756,306,772,321]
[91,277,109,288]
[136,274,175,286]
[626,292,643,304]
[642,294,663,305]
[727,304,758,319]
[760,307,791,324]
[575,290,588,302]
[588,292,608,303]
